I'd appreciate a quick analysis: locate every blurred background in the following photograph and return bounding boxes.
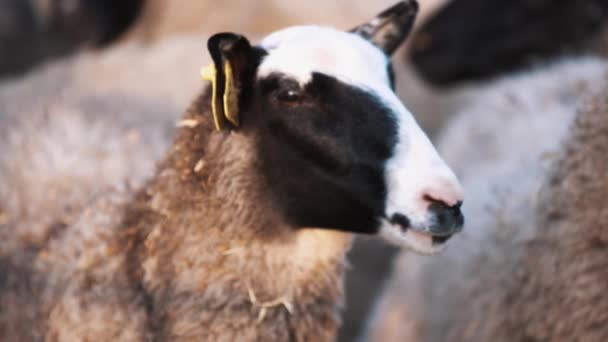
[1,0,607,341]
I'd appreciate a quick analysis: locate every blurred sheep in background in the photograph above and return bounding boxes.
[365,0,608,340]
[366,57,608,341]
[408,0,608,85]
[0,0,144,77]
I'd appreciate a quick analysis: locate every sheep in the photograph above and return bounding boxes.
[365,56,608,341]
[0,1,467,340]
[0,0,144,78]
[408,0,608,85]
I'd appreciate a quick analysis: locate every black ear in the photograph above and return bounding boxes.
[350,0,419,56]
[204,33,256,130]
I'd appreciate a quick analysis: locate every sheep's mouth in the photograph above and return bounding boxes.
[379,218,455,255]
[389,213,454,247]
[431,234,452,245]
[405,226,454,246]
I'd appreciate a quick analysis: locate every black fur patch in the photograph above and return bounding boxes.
[387,62,396,90]
[249,72,398,234]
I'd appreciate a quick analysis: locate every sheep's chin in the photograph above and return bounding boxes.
[379,224,447,255]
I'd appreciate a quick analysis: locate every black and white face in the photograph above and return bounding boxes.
[207,1,464,254]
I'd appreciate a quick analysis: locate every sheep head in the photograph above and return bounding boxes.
[200,1,464,255]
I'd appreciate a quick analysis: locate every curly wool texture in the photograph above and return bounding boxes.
[366,57,608,342]
[29,93,350,341]
[0,35,352,341]
[0,36,201,341]
[0,35,206,253]
[486,91,608,341]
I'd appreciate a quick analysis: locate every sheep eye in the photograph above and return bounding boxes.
[277,89,301,103]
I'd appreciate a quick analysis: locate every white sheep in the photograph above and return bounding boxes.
[366,56,608,341]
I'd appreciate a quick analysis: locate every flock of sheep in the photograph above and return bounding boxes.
[1,0,607,341]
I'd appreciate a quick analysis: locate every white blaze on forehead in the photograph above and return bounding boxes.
[258,26,390,92]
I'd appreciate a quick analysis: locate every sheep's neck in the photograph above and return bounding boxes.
[127,108,353,337]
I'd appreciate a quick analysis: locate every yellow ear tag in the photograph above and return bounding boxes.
[201,63,224,131]
[201,62,239,130]
[222,61,239,127]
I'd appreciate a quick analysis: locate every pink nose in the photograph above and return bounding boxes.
[420,177,464,208]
